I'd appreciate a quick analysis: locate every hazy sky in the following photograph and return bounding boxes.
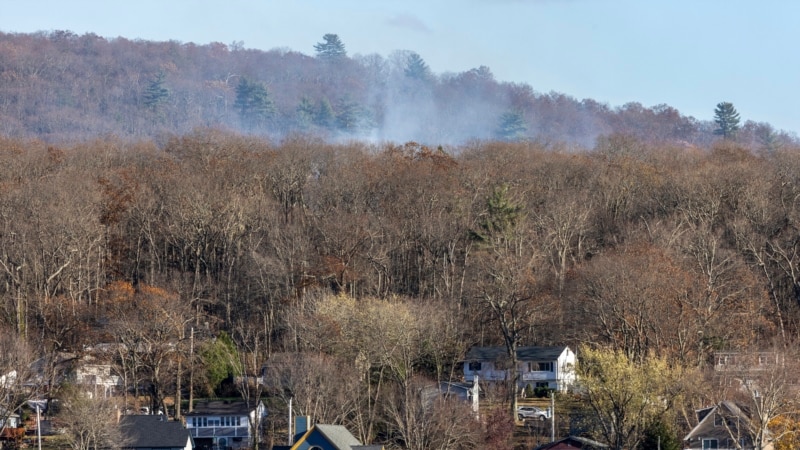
[2,0,798,134]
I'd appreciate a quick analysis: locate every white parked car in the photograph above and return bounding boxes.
[517,405,548,421]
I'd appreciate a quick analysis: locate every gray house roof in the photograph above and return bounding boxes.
[315,424,363,450]
[465,346,568,362]
[119,415,192,449]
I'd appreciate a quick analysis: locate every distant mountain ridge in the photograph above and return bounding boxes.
[0,30,792,148]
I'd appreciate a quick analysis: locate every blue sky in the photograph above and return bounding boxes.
[2,0,798,134]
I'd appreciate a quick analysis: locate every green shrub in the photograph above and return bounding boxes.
[534,386,554,398]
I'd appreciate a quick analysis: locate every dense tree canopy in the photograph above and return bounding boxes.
[0,130,795,448]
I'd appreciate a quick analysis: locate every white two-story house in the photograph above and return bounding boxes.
[463,345,576,393]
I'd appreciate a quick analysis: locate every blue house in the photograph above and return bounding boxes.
[185,400,266,450]
[273,416,383,450]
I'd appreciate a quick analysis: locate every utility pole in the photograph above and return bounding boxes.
[288,398,293,445]
[550,391,555,443]
[188,327,194,412]
[175,357,182,419]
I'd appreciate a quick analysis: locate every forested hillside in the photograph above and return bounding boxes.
[4,130,798,355]
[3,29,800,450]
[0,30,794,148]
[0,129,799,447]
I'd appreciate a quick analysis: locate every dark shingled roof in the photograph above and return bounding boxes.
[534,435,608,449]
[464,346,568,361]
[184,400,254,416]
[119,415,191,449]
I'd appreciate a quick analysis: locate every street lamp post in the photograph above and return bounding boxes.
[27,400,46,450]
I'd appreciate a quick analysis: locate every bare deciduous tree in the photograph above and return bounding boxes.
[385,376,482,450]
[58,385,123,450]
[0,327,39,435]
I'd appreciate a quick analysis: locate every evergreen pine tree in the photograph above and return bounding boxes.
[404,52,431,81]
[313,34,347,61]
[713,101,741,139]
[469,184,523,247]
[142,71,169,111]
[335,97,362,132]
[295,97,316,129]
[495,111,527,141]
[314,98,336,129]
[234,77,275,129]
[638,420,680,450]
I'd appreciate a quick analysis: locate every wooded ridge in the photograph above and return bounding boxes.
[0,30,794,148]
[1,29,800,450]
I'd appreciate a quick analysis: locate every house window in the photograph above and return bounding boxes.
[702,438,718,449]
[535,362,553,372]
[714,414,723,427]
[468,362,482,371]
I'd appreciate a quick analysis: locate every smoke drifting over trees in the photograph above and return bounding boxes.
[0,30,794,148]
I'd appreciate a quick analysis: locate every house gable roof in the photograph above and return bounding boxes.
[289,423,383,450]
[438,381,472,395]
[683,401,761,444]
[316,424,363,449]
[119,415,192,449]
[534,435,608,449]
[465,346,569,362]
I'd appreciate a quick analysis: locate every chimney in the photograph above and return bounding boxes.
[293,416,311,442]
